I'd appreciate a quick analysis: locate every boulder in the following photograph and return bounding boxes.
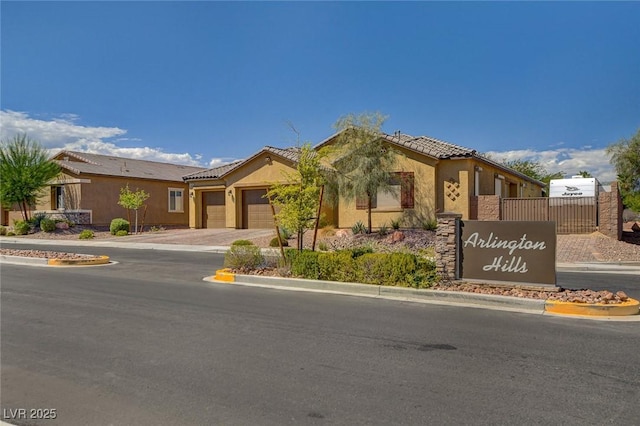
[55,222,69,230]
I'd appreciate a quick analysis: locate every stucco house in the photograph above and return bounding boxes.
[184,130,545,230]
[4,151,206,227]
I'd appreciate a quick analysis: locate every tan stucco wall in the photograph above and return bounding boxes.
[336,146,438,229]
[188,152,299,229]
[25,172,191,227]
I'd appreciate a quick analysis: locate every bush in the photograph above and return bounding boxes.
[29,212,48,228]
[318,241,328,251]
[422,219,438,231]
[231,239,254,246]
[351,221,367,235]
[390,219,401,230]
[286,248,437,288]
[269,237,288,247]
[40,218,56,233]
[289,250,321,279]
[115,230,129,237]
[279,227,292,240]
[79,230,95,240]
[110,218,130,235]
[13,220,31,235]
[378,223,389,236]
[224,241,264,269]
[7,231,16,236]
[0,226,6,236]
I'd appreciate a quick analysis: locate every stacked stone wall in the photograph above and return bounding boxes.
[435,213,461,280]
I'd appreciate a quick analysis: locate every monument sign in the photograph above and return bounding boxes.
[460,221,556,285]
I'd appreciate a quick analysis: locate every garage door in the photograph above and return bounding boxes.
[242,189,274,229]
[202,191,226,228]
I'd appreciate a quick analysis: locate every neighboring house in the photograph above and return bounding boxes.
[4,151,206,227]
[185,130,545,230]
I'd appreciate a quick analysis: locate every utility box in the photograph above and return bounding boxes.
[549,177,599,198]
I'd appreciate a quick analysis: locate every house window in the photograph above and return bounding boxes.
[355,172,414,210]
[168,188,184,212]
[52,186,64,210]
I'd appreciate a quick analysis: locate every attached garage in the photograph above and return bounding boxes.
[202,191,226,228]
[242,188,274,229]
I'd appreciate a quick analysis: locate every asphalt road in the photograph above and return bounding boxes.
[1,245,639,425]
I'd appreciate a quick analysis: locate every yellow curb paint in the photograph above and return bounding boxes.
[214,268,235,282]
[48,255,110,266]
[545,298,639,316]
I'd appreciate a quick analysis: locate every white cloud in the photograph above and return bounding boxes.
[485,147,617,183]
[0,110,233,168]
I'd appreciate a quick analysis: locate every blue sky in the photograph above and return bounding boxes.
[2,1,639,182]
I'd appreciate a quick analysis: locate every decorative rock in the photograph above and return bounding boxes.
[55,222,69,230]
[632,222,640,232]
[335,229,350,238]
[391,231,405,243]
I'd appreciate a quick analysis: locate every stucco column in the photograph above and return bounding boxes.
[435,212,462,281]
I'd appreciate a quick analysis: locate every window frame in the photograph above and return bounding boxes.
[168,188,185,213]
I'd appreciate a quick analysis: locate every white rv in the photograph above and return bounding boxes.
[549,176,602,198]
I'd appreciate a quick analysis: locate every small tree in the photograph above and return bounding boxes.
[502,159,563,196]
[0,133,60,221]
[607,129,640,212]
[325,112,399,233]
[577,170,592,178]
[265,144,324,251]
[117,185,150,234]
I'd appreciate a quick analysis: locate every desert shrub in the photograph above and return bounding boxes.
[7,231,16,236]
[40,218,57,233]
[150,225,165,232]
[0,226,6,236]
[269,237,288,247]
[115,230,128,237]
[318,251,358,282]
[378,223,389,236]
[351,221,367,235]
[289,250,321,279]
[29,212,48,228]
[421,219,438,231]
[13,220,31,235]
[319,225,336,237]
[348,246,374,258]
[224,241,264,270]
[110,218,130,235]
[278,227,292,240]
[390,219,401,230]
[79,230,95,240]
[318,241,328,251]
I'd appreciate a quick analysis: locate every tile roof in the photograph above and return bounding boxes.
[53,151,207,182]
[381,133,476,159]
[183,146,302,181]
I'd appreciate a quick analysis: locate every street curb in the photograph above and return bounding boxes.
[208,270,640,319]
[0,254,111,267]
[208,270,547,314]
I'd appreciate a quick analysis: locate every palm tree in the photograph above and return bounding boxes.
[0,134,60,221]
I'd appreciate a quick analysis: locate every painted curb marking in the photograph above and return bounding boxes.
[545,298,639,316]
[48,255,110,266]
[214,268,235,282]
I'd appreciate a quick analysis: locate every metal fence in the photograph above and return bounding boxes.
[501,197,597,234]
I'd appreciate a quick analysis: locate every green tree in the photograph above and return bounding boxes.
[0,133,60,221]
[577,170,592,178]
[265,143,324,251]
[502,159,563,196]
[607,129,640,212]
[118,184,150,234]
[324,112,399,233]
